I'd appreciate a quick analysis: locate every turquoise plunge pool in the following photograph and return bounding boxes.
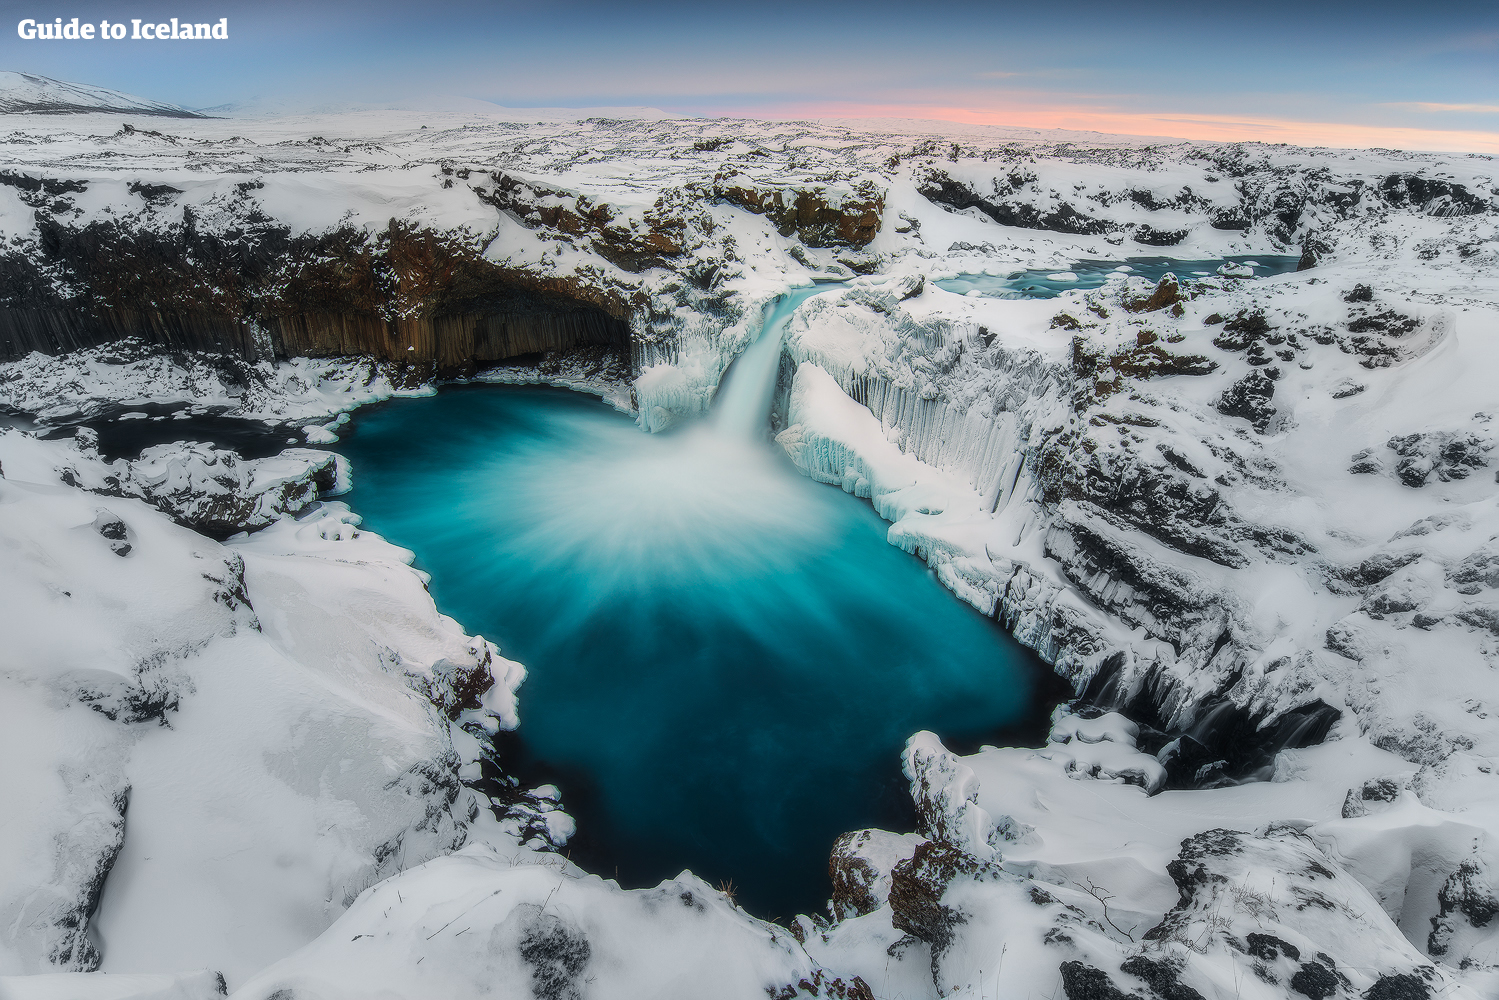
[336,384,1059,919]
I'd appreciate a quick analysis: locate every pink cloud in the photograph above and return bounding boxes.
[722,101,1499,155]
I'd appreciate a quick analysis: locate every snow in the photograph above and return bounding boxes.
[232,848,844,1000]
[0,432,540,986]
[0,351,426,429]
[1,93,1498,997]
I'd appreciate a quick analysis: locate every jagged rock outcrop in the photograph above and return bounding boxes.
[711,174,884,247]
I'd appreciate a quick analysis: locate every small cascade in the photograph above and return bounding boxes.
[711,284,834,440]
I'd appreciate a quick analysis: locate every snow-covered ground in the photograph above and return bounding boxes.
[1,93,1498,998]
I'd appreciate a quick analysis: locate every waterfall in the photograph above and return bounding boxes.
[711,284,834,440]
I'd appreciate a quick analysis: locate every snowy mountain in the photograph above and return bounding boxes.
[0,71,205,117]
[0,97,1497,998]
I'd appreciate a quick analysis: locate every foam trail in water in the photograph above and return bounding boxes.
[497,417,836,628]
[336,385,1040,918]
[712,285,833,441]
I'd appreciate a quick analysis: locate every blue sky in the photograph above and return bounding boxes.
[2,0,1496,150]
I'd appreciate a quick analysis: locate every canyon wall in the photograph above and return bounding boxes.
[0,220,632,371]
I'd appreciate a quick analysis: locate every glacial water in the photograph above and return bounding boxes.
[936,254,1302,299]
[335,384,1059,920]
[713,283,835,440]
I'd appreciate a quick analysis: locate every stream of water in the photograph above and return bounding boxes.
[936,254,1302,299]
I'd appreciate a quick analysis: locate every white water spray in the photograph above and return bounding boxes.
[711,285,833,441]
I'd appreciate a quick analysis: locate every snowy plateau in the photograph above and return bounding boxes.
[0,77,1498,1000]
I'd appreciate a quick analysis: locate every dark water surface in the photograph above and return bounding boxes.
[336,384,1058,919]
[40,403,299,460]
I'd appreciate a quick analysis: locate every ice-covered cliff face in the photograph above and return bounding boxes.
[767,193,1499,995]
[2,107,1498,997]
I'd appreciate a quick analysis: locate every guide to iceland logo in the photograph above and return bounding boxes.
[17,16,229,39]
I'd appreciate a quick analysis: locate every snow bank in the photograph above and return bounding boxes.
[234,848,859,1000]
[0,432,532,985]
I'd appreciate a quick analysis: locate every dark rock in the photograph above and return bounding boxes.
[1132,225,1188,247]
[1343,284,1373,303]
[516,907,591,1000]
[1209,212,1251,231]
[1377,174,1487,216]
[1212,311,1273,351]
[1363,588,1420,617]
[888,841,999,960]
[1298,231,1335,271]
[1343,551,1420,587]
[1450,545,1499,590]
[916,169,1109,236]
[1119,955,1206,1000]
[1348,310,1420,337]
[1127,275,1185,313]
[1159,829,1249,911]
[1456,606,1499,635]
[1363,974,1430,1000]
[73,443,337,540]
[74,652,187,725]
[91,510,132,557]
[769,971,874,1000]
[1348,449,1383,475]
[714,175,884,247]
[1244,933,1301,962]
[45,787,129,971]
[1,215,633,368]
[828,829,919,919]
[1289,960,1341,999]
[1341,778,1403,819]
[1035,413,1319,571]
[1428,859,1499,955]
[1109,344,1217,379]
[1216,370,1277,432]
[127,181,183,205]
[412,643,502,721]
[1060,962,1136,1000]
[1383,432,1491,487]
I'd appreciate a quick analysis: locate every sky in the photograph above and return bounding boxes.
[1,0,1497,152]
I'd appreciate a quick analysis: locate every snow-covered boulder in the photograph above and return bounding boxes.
[53,431,348,537]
